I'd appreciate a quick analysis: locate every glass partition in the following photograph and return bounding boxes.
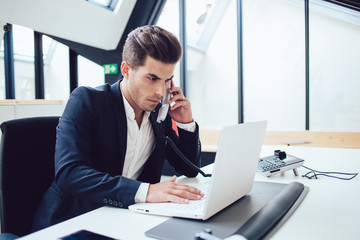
[309,0,360,131]
[243,0,305,130]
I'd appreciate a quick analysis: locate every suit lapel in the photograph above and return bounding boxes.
[149,106,165,143]
[149,108,166,162]
[137,109,166,183]
[109,81,127,169]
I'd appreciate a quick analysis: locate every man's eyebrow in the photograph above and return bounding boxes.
[148,73,160,80]
[148,73,174,81]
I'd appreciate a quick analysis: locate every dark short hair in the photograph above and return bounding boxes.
[122,25,182,68]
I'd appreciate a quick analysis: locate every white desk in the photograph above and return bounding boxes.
[18,146,360,240]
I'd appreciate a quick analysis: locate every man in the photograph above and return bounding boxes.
[32,25,203,231]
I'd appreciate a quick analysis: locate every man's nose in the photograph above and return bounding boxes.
[155,81,166,98]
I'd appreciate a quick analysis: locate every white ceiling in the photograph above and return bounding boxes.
[0,0,136,50]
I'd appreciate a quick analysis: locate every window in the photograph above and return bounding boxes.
[1,25,62,100]
[156,0,180,87]
[186,0,231,52]
[243,0,305,130]
[13,25,35,100]
[158,0,237,128]
[43,36,70,100]
[43,34,58,65]
[7,25,71,100]
[187,0,238,128]
[0,38,5,99]
[78,55,105,88]
[309,0,360,131]
[1,24,105,100]
[87,0,119,11]
[1,0,358,132]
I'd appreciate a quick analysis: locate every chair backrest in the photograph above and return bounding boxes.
[0,117,59,236]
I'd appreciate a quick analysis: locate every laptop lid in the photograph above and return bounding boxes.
[202,121,267,219]
[128,121,267,220]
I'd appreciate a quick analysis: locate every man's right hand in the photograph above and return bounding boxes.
[146,175,204,204]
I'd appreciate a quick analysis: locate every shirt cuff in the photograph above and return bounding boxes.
[134,183,150,203]
[176,121,196,133]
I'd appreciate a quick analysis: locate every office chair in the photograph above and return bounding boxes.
[0,117,59,237]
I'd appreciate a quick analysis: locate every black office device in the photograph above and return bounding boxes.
[257,150,304,177]
[58,229,118,240]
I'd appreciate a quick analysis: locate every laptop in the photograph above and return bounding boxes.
[128,121,267,220]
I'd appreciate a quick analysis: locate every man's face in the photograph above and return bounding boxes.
[124,56,175,112]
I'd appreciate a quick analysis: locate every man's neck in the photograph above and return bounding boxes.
[120,81,144,128]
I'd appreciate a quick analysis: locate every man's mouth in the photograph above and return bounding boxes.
[148,99,160,104]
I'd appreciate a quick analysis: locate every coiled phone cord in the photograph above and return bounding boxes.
[164,136,212,177]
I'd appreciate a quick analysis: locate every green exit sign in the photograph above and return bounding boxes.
[103,64,119,75]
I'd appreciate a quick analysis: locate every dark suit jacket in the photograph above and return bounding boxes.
[32,80,201,231]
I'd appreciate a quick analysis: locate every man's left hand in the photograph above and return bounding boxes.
[167,79,193,124]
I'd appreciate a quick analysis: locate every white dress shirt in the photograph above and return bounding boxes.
[120,86,196,203]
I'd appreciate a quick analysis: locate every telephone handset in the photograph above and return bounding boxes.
[157,84,175,123]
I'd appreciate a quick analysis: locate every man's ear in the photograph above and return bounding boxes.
[121,61,130,79]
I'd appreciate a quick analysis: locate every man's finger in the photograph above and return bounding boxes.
[173,184,203,196]
[169,99,189,111]
[165,175,177,183]
[167,184,204,200]
[169,189,203,200]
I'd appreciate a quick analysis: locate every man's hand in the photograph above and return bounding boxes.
[168,79,193,124]
[146,176,204,204]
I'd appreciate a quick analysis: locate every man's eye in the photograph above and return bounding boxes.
[147,77,157,81]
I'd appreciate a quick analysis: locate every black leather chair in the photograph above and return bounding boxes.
[0,117,59,237]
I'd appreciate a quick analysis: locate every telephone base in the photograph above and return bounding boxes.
[257,154,304,177]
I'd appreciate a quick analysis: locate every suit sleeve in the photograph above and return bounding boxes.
[54,87,140,208]
[164,116,202,177]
